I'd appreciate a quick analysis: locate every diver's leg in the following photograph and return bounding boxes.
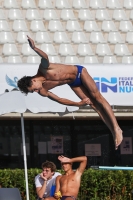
[79,68,123,149]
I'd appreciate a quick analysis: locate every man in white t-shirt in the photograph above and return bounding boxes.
[35,161,61,200]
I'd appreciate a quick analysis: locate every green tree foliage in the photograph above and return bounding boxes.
[0,169,133,200]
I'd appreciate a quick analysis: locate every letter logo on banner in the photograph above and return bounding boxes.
[101,77,117,93]
[94,77,133,94]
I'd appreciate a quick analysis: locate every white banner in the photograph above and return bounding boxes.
[85,144,101,156]
[0,64,133,106]
[120,137,132,154]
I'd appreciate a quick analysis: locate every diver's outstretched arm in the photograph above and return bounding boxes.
[40,90,90,106]
[27,35,49,61]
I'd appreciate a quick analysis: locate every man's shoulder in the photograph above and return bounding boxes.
[35,174,40,180]
[35,174,43,184]
[53,172,62,178]
[35,174,44,188]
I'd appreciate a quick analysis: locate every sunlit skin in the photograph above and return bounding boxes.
[21,36,123,150]
[54,155,87,200]
[36,167,56,200]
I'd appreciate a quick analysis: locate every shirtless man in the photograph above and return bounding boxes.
[17,36,123,150]
[54,155,87,200]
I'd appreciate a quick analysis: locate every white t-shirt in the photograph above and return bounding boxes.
[35,172,61,198]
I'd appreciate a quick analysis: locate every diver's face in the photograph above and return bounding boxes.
[28,79,42,93]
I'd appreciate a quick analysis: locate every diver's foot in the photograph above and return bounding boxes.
[113,128,123,150]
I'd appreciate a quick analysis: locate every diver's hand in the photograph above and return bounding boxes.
[27,35,35,49]
[79,98,90,106]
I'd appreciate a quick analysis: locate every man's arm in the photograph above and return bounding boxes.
[27,35,49,64]
[45,91,90,107]
[58,155,87,174]
[54,175,61,199]
[35,173,47,198]
[36,183,47,199]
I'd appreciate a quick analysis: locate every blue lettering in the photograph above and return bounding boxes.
[130,81,133,86]
[119,87,125,93]
[126,87,132,93]
[119,81,125,86]
[125,81,129,86]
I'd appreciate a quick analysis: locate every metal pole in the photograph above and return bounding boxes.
[21,113,29,200]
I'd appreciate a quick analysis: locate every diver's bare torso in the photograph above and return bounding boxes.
[38,63,77,90]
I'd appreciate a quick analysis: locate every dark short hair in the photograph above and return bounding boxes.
[17,76,33,95]
[42,161,56,172]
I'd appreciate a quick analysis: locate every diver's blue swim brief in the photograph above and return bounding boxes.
[68,65,84,87]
